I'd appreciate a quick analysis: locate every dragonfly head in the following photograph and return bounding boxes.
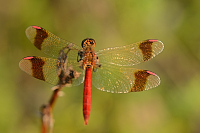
[81,38,96,48]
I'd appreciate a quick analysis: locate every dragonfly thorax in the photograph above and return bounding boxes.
[78,38,101,71]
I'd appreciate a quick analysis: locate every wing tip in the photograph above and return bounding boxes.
[25,26,42,39]
[147,39,164,55]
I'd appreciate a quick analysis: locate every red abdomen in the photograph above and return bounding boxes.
[83,67,92,125]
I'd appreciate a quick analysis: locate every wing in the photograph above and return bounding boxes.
[92,64,160,93]
[19,56,84,86]
[96,39,164,66]
[25,26,82,58]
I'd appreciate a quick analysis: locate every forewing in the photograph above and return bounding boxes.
[97,39,164,66]
[25,26,81,58]
[92,64,160,93]
[19,56,84,86]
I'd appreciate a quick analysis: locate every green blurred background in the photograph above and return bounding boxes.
[1,0,200,132]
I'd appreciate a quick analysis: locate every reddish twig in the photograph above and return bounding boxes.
[40,86,62,133]
[40,47,80,133]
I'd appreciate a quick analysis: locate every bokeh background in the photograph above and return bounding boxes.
[1,0,200,132]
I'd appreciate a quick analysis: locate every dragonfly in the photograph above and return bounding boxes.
[19,26,164,125]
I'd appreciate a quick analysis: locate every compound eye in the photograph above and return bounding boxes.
[83,41,87,46]
[81,40,87,47]
[90,39,96,46]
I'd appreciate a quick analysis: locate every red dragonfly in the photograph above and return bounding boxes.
[19,26,164,125]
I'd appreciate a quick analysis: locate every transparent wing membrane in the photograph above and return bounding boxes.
[25,26,81,58]
[92,64,160,93]
[19,57,59,85]
[19,56,84,86]
[97,40,164,66]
